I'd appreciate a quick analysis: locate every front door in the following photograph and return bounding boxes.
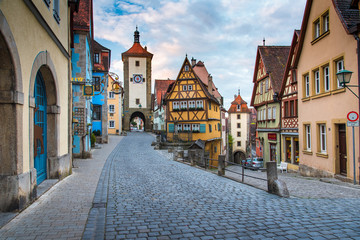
[34,72,47,184]
[339,124,347,175]
[270,143,277,162]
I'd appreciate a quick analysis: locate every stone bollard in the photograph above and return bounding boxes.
[266,161,289,197]
[218,155,225,176]
[173,150,178,161]
[178,150,184,161]
[189,150,196,166]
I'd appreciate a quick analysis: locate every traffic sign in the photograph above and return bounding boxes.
[347,121,359,127]
[347,111,359,122]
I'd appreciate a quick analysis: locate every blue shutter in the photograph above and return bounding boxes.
[169,124,174,133]
[200,124,206,133]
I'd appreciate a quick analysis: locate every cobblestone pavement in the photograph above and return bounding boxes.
[0,135,123,240]
[85,132,360,239]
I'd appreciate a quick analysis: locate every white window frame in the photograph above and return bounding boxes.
[183,124,190,131]
[305,125,311,151]
[189,100,195,108]
[109,120,115,128]
[192,124,200,131]
[265,79,269,92]
[188,85,193,91]
[182,85,187,91]
[336,59,344,88]
[305,74,310,97]
[180,101,187,109]
[272,107,276,119]
[323,13,329,32]
[268,107,272,120]
[173,101,179,110]
[315,70,320,94]
[315,20,320,38]
[196,100,203,109]
[109,92,115,99]
[320,124,327,153]
[324,66,330,92]
[176,124,182,131]
[109,104,115,113]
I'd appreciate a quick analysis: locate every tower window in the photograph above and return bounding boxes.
[136,98,140,105]
[136,61,140,66]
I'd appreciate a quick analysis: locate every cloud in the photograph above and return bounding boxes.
[93,0,307,110]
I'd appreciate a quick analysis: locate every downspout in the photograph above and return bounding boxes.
[353,33,360,184]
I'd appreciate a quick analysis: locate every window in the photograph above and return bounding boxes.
[237,141,241,147]
[265,79,269,92]
[237,105,241,111]
[189,101,195,109]
[268,107,272,120]
[209,124,212,133]
[184,65,189,71]
[136,98,140,105]
[237,114,240,119]
[196,100,203,109]
[214,146,217,153]
[323,66,330,92]
[272,107,276,119]
[173,101,179,110]
[188,85,193,91]
[323,12,329,32]
[53,0,60,23]
[43,0,51,7]
[237,131,241,137]
[314,70,320,94]
[93,77,101,91]
[182,85,187,91]
[192,124,200,132]
[304,74,310,97]
[314,20,320,38]
[109,92,115,99]
[93,105,101,120]
[109,120,115,128]
[218,123,221,132]
[176,124,182,132]
[260,82,263,94]
[109,104,115,113]
[180,101,187,110]
[183,124,191,132]
[292,70,297,83]
[290,100,294,116]
[319,124,327,153]
[209,101,211,110]
[305,124,311,150]
[237,123,241,128]
[94,53,100,64]
[336,59,344,88]
[284,101,289,117]
[135,61,140,66]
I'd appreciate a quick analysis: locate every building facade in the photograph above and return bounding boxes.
[251,46,290,165]
[71,0,93,158]
[165,57,222,161]
[153,79,175,132]
[92,40,111,143]
[107,75,123,135]
[279,30,300,172]
[122,28,153,132]
[295,0,360,180]
[0,0,75,211]
[228,93,251,163]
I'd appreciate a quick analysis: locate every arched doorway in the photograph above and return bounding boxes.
[233,151,246,164]
[34,72,47,184]
[130,111,145,131]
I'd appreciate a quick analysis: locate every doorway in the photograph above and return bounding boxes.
[270,143,277,162]
[338,124,347,175]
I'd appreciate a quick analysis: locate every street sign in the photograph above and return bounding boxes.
[347,111,359,122]
[347,121,359,127]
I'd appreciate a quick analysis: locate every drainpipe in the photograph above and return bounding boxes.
[353,33,360,184]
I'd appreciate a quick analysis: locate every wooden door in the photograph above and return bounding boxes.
[339,124,347,175]
[270,143,277,162]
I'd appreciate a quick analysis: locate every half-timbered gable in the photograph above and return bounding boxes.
[279,30,301,169]
[250,45,290,164]
[166,57,222,161]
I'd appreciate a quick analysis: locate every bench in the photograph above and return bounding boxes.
[277,162,288,173]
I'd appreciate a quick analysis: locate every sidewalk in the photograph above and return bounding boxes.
[0,135,124,239]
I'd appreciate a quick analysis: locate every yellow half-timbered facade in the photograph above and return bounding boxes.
[166,57,222,161]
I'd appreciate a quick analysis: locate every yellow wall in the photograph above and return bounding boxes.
[0,0,70,172]
[107,77,122,135]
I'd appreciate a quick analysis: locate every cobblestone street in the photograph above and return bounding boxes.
[1,132,360,239]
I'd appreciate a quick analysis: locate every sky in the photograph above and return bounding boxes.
[93,0,307,110]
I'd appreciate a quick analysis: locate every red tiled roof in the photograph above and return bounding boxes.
[122,43,153,59]
[193,61,222,100]
[93,40,111,72]
[155,79,175,106]
[73,0,93,32]
[228,94,251,113]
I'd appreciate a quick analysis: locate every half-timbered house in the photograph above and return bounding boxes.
[251,45,290,165]
[279,30,300,171]
[166,57,222,161]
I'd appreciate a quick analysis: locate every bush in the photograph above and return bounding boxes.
[91,133,96,147]
[93,130,101,136]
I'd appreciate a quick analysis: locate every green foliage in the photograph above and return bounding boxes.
[228,134,234,148]
[131,121,137,126]
[93,130,101,136]
[91,133,96,147]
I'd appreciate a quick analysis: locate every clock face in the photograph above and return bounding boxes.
[134,74,142,83]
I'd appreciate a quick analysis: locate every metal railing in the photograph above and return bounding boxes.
[224,161,267,183]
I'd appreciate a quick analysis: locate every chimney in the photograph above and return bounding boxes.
[144,46,147,51]
[208,74,213,94]
[191,57,196,67]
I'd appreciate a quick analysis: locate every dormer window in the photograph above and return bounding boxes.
[312,10,329,42]
[184,65,189,71]
[237,105,241,111]
[94,53,100,64]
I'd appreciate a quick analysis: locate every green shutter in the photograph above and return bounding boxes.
[200,124,206,133]
[169,124,174,133]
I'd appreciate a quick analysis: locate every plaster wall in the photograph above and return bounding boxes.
[128,57,147,108]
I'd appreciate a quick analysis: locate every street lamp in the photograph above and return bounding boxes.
[336,69,359,99]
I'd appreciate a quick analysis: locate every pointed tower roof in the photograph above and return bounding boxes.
[122,27,153,60]
[228,93,250,113]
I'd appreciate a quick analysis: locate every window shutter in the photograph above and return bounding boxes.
[200,124,206,133]
[169,124,174,133]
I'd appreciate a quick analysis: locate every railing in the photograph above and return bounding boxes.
[224,161,267,183]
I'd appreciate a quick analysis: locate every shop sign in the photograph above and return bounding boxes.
[268,133,277,141]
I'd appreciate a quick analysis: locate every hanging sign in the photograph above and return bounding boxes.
[83,85,94,96]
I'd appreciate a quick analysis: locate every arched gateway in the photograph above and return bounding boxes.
[122,28,153,131]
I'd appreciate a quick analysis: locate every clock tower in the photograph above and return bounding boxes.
[122,28,153,131]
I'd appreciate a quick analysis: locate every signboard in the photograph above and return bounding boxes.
[347,111,359,122]
[71,77,85,82]
[83,85,94,96]
[347,121,359,127]
[268,133,277,141]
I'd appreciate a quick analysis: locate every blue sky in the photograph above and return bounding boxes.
[93,0,307,110]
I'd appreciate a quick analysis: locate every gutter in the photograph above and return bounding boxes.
[353,33,360,184]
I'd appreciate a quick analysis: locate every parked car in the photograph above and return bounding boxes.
[250,157,264,170]
[241,158,252,168]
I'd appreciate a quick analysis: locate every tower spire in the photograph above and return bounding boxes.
[238,88,240,96]
[134,26,140,43]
